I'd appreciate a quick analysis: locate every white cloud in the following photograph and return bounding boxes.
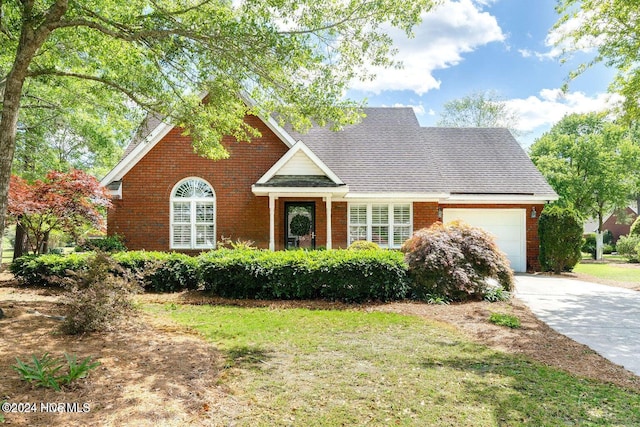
[505,89,623,134]
[351,0,505,94]
[532,9,603,60]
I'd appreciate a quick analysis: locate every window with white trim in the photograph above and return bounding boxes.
[348,203,412,248]
[170,178,216,249]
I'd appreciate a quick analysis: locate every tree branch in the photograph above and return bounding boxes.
[26,69,161,109]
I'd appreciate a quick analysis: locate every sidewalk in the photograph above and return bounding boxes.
[515,274,640,377]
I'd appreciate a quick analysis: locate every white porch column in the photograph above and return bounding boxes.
[269,194,276,251]
[324,194,332,249]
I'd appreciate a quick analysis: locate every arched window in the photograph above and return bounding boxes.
[170,178,216,249]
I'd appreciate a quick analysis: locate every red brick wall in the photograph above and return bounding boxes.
[108,115,288,251]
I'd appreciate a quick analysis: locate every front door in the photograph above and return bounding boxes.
[285,202,315,249]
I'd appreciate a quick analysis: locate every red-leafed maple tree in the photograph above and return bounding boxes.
[8,170,111,255]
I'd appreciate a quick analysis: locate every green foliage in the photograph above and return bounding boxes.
[198,249,409,302]
[630,217,640,236]
[78,234,127,252]
[529,114,639,226]
[113,251,200,292]
[483,285,511,302]
[12,352,99,391]
[489,313,521,329]
[60,252,141,334]
[436,90,521,136]
[347,240,381,250]
[582,233,597,258]
[538,206,583,273]
[554,0,640,123]
[10,252,93,287]
[616,235,640,262]
[401,221,514,302]
[289,214,311,237]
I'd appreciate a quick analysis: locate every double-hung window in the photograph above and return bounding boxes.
[348,203,412,248]
[171,178,216,249]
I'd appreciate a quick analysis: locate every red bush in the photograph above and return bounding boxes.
[401,221,514,301]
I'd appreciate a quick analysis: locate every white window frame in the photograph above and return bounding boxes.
[348,202,412,249]
[170,177,216,249]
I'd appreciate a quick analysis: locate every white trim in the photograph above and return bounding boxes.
[101,121,174,186]
[252,186,349,197]
[324,195,332,249]
[268,195,276,251]
[256,140,344,185]
[445,194,558,204]
[100,95,300,187]
[170,177,216,250]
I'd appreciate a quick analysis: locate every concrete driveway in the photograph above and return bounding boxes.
[515,274,640,377]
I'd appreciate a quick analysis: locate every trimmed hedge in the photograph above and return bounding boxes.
[10,251,199,292]
[11,249,409,302]
[198,249,409,302]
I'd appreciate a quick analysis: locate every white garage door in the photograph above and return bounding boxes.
[442,208,526,272]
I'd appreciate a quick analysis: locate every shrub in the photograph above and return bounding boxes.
[616,235,640,262]
[198,249,409,302]
[13,353,100,391]
[538,206,583,273]
[348,240,380,250]
[582,233,597,258]
[401,221,514,302]
[113,251,200,292]
[10,252,93,287]
[603,244,614,255]
[60,252,141,334]
[630,216,640,236]
[78,234,127,252]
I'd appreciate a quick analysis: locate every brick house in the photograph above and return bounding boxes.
[101,108,557,272]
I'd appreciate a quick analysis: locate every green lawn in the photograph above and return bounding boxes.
[146,303,640,426]
[574,262,640,282]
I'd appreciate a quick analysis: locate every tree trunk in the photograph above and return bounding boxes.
[0,1,69,257]
[12,220,28,260]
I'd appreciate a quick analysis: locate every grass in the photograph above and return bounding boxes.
[573,262,640,282]
[146,303,640,426]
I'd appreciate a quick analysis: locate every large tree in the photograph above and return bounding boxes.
[436,90,521,136]
[554,0,640,122]
[529,113,640,259]
[0,0,438,254]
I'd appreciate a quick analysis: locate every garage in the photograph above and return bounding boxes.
[442,208,526,272]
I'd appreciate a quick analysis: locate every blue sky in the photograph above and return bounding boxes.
[346,0,619,146]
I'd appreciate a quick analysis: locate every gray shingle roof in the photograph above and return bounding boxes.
[288,108,556,197]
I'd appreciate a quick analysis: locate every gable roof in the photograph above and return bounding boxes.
[103,105,557,202]
[287,108,557,200]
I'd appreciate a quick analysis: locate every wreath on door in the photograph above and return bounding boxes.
[290,214,311,237]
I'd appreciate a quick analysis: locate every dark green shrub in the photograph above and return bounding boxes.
[61,252,141,334]
[616,235,640,262]
[10,252,93,287]
[348,240,380,250]
[582,233,597,258]
[198,249,409,302]
[401,221,514,302]
[538,206,583,273]
[582,232,615,258]
[113,251,200,292]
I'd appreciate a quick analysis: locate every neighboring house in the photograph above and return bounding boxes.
[583,206,638,244]
[101,108,558,272]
